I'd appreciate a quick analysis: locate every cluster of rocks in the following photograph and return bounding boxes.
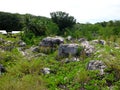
[0,38,15,51]
[87,60,106,75]
[58,38,95,57]
[0,36,116,75]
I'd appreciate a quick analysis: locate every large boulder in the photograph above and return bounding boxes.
[39,36,64,47]
[87,60,106,75]
[58,44,79,57]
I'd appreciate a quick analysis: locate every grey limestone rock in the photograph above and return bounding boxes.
[87,60,106,75]
[39,36,64,47]
[58,44,79,57]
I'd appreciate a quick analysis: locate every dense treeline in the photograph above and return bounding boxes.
[0,11,120,42]
[0,12,23,33]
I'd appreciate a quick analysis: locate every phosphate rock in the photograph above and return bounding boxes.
[39,36,64,47]
[91,40,106,45]
[65,57,79,63]
[30,46,40,53]
[87,60,106,70]
[58,44,79,57]
[42,68,50,74]
[87,60,106,75]
[18,40,26,47]
[66,36,72,41]
[81,41,95,56]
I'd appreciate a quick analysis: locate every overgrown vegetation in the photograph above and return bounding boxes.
[0,11,120,90]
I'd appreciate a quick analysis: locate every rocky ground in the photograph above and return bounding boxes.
[0,34,120,90]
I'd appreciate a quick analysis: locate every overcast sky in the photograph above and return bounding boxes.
[0,0,120,23]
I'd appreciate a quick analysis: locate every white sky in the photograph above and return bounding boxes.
[0,0,120,23]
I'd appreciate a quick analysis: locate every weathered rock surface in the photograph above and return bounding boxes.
[78,38,87,43]
[87,60,106,75]
[81,41,95,56]
[18,40,26,47]
[42,68,50,74]
[66,36,72,41]
[1,41,15,51]
[91,40,106,45]
[39,36,64,47]
[65,57,79,63]
[30,46,40,53]
[0,38,5,44]
[58,44,79,57]
[87,60,106,70]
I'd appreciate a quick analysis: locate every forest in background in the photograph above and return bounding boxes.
[0,11,120,44]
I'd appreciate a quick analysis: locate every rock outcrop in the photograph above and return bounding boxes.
[39,36,64,47]
[58,44,79,57]
[87,60,106,75]
[81,41,95,56]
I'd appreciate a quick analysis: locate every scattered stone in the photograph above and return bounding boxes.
[58,44,79,57]
[18,48,28,56]
[91,40,106,45]
[0,38,5,44]
[87,60,106,70]
[18,40,26,47]
[78,38,87,43]
[81,41,90,47]
[58,84,67,89]
[30,46,40,53]
[65,57,79,63]
[87,60,106,75]
[34,53,46,57]
[42,68,50,74]
[39,36,64,47]
[3,41,15,51]
[84,45,95,56]
[81,41,95,56]
[66,36,72,41]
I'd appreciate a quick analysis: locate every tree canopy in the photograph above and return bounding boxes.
[50,11,76,34]
[0,12,22,32]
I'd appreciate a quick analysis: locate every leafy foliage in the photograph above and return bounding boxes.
[0,12,23,32]
[50,11,76,35]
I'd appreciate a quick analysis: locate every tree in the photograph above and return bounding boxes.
[50,11,76,34]
[0,12,22,33]
[23,14,58,36]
